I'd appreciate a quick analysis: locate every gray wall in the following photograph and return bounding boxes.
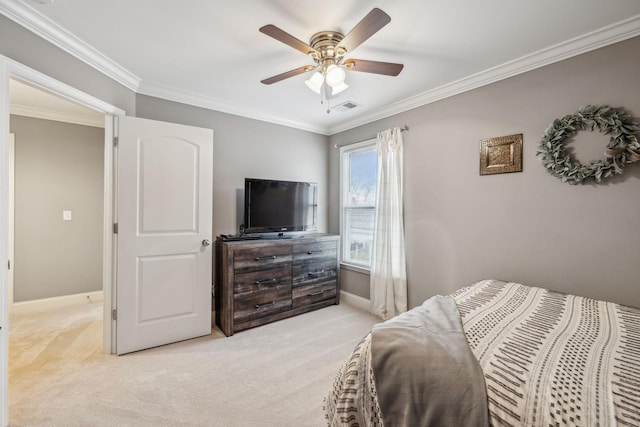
[4,13,639,308]
[329,36,640,309]
[10,115,104,301]
[1,17,329,299]
[135,95,330,239]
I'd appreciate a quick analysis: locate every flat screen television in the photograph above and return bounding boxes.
[243,178,318,235]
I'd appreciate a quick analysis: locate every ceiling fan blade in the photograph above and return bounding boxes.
[261,65,315,85]
[338,8,391,54]
[343,59,403,76]
[259,24,318,56]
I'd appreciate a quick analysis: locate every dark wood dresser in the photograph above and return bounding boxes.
[215,234,340,336]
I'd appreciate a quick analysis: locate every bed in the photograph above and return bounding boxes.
[324,279,640,426]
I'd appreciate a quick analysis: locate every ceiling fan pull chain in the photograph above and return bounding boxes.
[320,83,331,113]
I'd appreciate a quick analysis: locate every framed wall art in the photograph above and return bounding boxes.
[480,133,523,175]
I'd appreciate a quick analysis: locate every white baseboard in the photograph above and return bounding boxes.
[340,290,370,313]
[11,290,104,314]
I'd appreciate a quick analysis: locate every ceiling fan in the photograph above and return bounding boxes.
[259,8,403,104]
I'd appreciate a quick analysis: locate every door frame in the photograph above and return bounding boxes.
[0,54,125,426]
[7,133,13,312]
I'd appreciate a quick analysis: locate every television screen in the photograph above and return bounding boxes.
[244,178,317,234]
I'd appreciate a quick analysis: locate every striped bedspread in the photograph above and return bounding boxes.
[452,280,640,427]
[325,280,640,426]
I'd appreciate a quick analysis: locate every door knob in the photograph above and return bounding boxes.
[202,239,211,247]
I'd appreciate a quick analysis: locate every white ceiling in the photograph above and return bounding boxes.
[3,0,640,135]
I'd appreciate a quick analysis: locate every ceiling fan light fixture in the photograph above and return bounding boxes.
[305,71,324,94]
[331,82,349,95]
[325,64,346,87]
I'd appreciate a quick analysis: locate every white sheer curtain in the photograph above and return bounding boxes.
[370,127,407,320]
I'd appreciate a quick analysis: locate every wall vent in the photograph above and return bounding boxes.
[333,101,361,112]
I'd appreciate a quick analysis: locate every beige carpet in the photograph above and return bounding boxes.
[9,300,379,426]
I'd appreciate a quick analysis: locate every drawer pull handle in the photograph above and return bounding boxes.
[308,290,325,297]
[255,278,276,286]
[307,250,323,255]
[255,301,276,309]
[255,255,277,261]
[308,269,325,276]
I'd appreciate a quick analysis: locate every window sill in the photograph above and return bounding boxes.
[340,262,371,275]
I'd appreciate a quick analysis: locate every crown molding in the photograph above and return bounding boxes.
[0,0,140,91]
[137,81,328,135]
[326,14,640,135]
[2,0,638,136]
[11,103,105,128]
[141,14,640,136]
[1,0,324,133]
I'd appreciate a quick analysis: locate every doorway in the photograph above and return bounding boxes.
[9,79,106,309]
[7,78,107,422]
[1,60,124,426]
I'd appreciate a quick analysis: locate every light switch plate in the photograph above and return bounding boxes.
[63,210,72,221]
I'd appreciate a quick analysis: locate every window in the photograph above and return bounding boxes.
[340,139,377,269]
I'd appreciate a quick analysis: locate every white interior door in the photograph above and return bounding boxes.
[116,116,213,355]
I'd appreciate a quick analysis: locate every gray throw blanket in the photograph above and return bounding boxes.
[371,295,489,427]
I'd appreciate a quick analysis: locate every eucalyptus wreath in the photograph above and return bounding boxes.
[536,105,640,184]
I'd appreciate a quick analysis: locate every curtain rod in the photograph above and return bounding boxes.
[333,125,409,149]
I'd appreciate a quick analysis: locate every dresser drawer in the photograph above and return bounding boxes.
[233,284,292,324]
[292,282,337,308]
[292,259,338,286]
[234,267,292,296]
[292,240,338,265]
[233,245,292,274]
